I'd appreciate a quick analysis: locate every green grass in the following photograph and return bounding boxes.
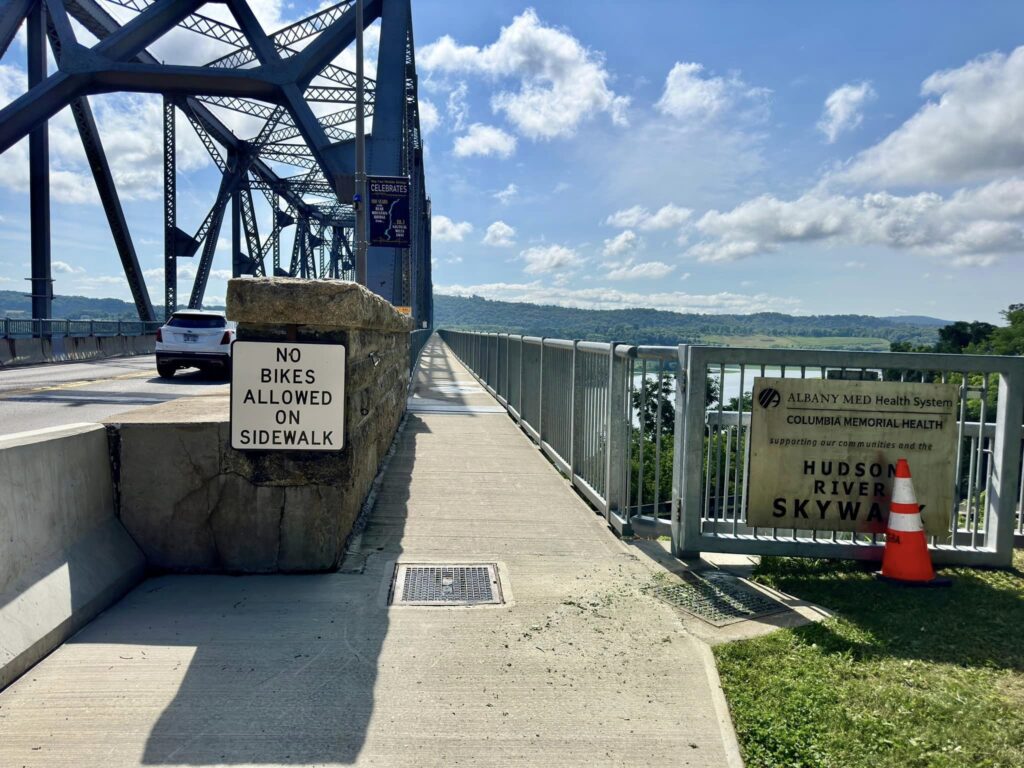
[703,335,892,351]
[713,551,1024,768]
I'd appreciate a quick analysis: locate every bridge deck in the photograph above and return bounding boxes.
[0,336,737,767]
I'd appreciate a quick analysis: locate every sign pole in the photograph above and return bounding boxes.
[354,0,368,286]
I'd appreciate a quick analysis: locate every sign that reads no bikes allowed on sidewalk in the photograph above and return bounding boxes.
[747,377,959,535]
[230,341,345,451]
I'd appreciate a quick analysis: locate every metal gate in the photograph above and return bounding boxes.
[674,346,1024,567]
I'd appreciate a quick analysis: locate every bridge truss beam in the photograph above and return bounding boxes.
[0,0,430,327]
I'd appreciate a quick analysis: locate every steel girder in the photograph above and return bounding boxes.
[0,0,430,328]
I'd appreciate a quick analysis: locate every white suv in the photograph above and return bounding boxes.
[155,310,236,378]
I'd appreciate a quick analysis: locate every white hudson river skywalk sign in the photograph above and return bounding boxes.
[747,377,959,536]
[230,341,346,451]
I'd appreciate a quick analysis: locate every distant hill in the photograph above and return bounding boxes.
[0,290,225,320]
[0,290,142,320]
[1,289,948,349]
[434,294,946,347]
[881,315,951,327]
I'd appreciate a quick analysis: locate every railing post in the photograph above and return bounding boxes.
[492,333,498,388]
[986,363,1024,565]
[673,344,703,559]
[570,339,579,483]
[517,335,524,416]
[504,333,510,401]
[604,343,630,533]
[538,337,545,442]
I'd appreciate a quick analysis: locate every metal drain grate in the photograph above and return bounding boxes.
[646,571,786,626]
[390,564,503,606]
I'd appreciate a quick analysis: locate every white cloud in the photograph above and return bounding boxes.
[436,282,800,314]
[52,261,84,274]
[433,214,474,242]
[606,259,675,280]
[818,82,875,143]
[605,203,692,230]
[841,46,1024,186]
[0,66,209,204]
[602,229,638,257]
[144,263,204,281]
[521,244,583,274]
[483,220,516,247]
[656,62,769,123]
[494,183,518,204]
[689,177,1024,266]
[419,9,629,139]
[446,82,470,131]
[453,123,517,158]
[418,99,440,134]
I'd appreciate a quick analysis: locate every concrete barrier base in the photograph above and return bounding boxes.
[0,424,146,691]
[0,334,155,368]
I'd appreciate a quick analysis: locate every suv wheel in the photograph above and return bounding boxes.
[157,361,176,379]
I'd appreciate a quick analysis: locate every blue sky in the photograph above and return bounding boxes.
[2,1,1023,322]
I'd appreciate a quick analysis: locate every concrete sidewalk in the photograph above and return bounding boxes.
[0,336,741,767]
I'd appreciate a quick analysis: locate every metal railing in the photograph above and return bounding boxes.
[1,318,163,339]
[409,328,431,372]
[440,330,1024,567]
[440,330,673,538]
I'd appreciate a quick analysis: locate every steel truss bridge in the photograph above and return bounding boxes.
[0,0,432,328]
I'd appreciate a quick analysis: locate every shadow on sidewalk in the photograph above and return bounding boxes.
[73,364,433,765]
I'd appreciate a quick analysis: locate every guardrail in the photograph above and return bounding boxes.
[409,328,431,372]
[439,330,1024,567]
[1,318,163,339]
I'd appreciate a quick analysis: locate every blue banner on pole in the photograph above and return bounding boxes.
[367,175,410,247]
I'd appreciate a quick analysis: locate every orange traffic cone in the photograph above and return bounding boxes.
[879,459,951,587]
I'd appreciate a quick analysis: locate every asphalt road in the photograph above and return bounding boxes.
[0,356,229,435]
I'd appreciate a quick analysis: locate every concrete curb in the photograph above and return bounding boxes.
[697,640,747,768]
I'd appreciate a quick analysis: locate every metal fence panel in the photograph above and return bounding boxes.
[675,345,1024,567]
[520,338,542,438]
[540,341,573,473]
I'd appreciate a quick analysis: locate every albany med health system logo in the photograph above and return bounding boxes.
[757,387,781,409]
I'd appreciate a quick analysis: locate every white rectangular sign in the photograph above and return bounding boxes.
[747,377,958,535]
[230,341,345,451]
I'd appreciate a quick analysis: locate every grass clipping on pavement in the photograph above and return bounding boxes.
[713,551,1024,768]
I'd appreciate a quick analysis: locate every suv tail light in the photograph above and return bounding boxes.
[220,331,232,345]
[155,328,162,342]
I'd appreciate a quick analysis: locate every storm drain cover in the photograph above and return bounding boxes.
[390,563,503,606]
[645,571,786,626]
